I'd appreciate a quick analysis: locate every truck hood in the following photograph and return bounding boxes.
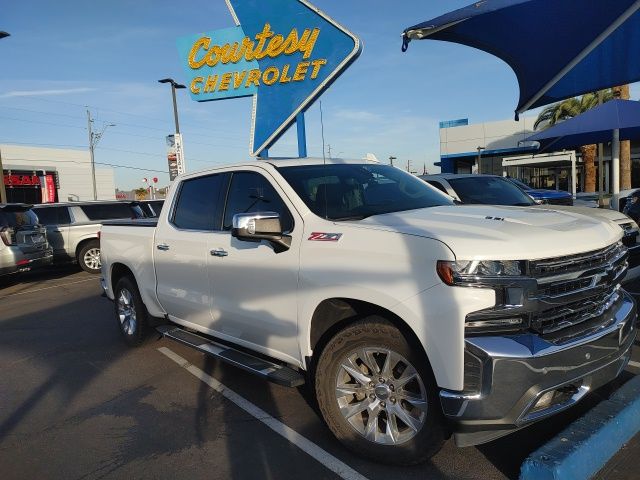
[353,205,622,260]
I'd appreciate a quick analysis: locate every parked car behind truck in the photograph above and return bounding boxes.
[32,201,146,273]
[0,203,52,277]
[101,159,636,464]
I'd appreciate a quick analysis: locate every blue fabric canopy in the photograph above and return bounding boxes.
[525,99,640,151]
[402,0,640,119]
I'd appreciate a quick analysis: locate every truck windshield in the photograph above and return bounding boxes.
[448,176,535,206]
[278,164,453,220]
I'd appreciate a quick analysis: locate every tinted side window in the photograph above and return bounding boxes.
[223,172,293,232]
[34,207,71,225]
[427,181,449,194]
[81,203,136,221]
[172,174,225,231]
[0,209,38,227]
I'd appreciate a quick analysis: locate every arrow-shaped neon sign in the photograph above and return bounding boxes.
[176,0,361,157]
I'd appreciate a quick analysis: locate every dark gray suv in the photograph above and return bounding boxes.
[0,204,53,277]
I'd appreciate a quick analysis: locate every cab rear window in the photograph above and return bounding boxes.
[80,203,145,221]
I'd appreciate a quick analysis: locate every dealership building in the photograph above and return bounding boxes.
[1,144,115,203]
[437,118,640,194]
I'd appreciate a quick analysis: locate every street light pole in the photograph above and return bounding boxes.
[159,79,186,176]
[158,78,186,134]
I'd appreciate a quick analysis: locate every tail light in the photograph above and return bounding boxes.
[0,227,15,246]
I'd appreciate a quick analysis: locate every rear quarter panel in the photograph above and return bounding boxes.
[101,225,165,317]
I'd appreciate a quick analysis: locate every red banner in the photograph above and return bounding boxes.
[45,174,56,203]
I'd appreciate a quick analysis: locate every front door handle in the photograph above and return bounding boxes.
[156,244,170,251]
[210,248,228,257]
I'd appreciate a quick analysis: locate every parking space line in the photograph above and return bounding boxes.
[628,360,640,369]
[157,347,369,480]
[0,278,97,299]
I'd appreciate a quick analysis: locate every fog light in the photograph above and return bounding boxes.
[533,391,555,412]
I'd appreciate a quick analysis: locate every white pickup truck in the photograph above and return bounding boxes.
[101,159,637,465]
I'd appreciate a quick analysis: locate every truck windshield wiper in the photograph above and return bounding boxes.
[332,214,371,221]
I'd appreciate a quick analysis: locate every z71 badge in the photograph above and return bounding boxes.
[308,232,342,241]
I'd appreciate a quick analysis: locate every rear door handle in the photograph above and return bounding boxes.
[156,244,170,251]
[210,248,228,257]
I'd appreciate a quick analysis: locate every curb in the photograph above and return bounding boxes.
[520,374,640,480]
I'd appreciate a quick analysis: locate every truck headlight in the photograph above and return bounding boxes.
[437,260,526,285]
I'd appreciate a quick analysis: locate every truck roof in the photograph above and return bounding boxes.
[182,157,382,178]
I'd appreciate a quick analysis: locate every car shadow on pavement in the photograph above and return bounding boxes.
[0,264,84,292]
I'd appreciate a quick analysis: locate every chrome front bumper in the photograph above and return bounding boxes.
[441,291,637,447]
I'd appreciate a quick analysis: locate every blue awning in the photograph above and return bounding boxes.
[525,99,640,151]
[402,0,640,118]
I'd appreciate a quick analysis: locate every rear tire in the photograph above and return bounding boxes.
[315,316,445,465]
[114,276,148,346]
[78,240,101,274]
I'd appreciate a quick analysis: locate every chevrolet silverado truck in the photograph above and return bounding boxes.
[100,159,637,465]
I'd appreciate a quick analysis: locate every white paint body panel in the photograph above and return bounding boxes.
[100,159,622,391]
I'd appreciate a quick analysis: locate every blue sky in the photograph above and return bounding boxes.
[1,0,635,189]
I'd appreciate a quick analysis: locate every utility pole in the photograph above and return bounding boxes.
[476,147,485,174]
[0,148,7,203]
[0,32,9,203]
[87,110,97,201]
[406,159,411,173]
[327,144,333,159]
[389,155,396,166]
[86,109,115,200]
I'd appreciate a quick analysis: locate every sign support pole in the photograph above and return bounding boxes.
[296,112,307,158]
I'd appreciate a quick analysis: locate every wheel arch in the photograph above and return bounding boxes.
[110,262,136,293]
[75,236,99,260]
[308,298,429,372]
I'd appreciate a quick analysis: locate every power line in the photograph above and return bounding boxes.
[3,95,249,139]
[2,102,247,140]
[0,140,86,148]
[2,156,168,174]
[0,115,86,130]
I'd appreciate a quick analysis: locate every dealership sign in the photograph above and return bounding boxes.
[176,0,361,156]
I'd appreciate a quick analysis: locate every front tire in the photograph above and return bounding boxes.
[315,317,445,465]
[78,240,101,274]
[114,276,148,346]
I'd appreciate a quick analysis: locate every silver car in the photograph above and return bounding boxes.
[0,204,53,277]
[32,201,146,274]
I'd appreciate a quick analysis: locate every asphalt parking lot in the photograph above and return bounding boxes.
[1,267,640,480]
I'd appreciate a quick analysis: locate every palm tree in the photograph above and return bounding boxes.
[134,187,148,200]
[613,85,631,190]
[534,90,616,192]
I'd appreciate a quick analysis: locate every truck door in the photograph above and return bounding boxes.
[207,169,301,364]
[154,173,229,327]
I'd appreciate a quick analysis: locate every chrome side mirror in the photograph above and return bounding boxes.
[232,212,291,253]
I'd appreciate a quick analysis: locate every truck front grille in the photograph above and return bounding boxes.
[531,242,627,344]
